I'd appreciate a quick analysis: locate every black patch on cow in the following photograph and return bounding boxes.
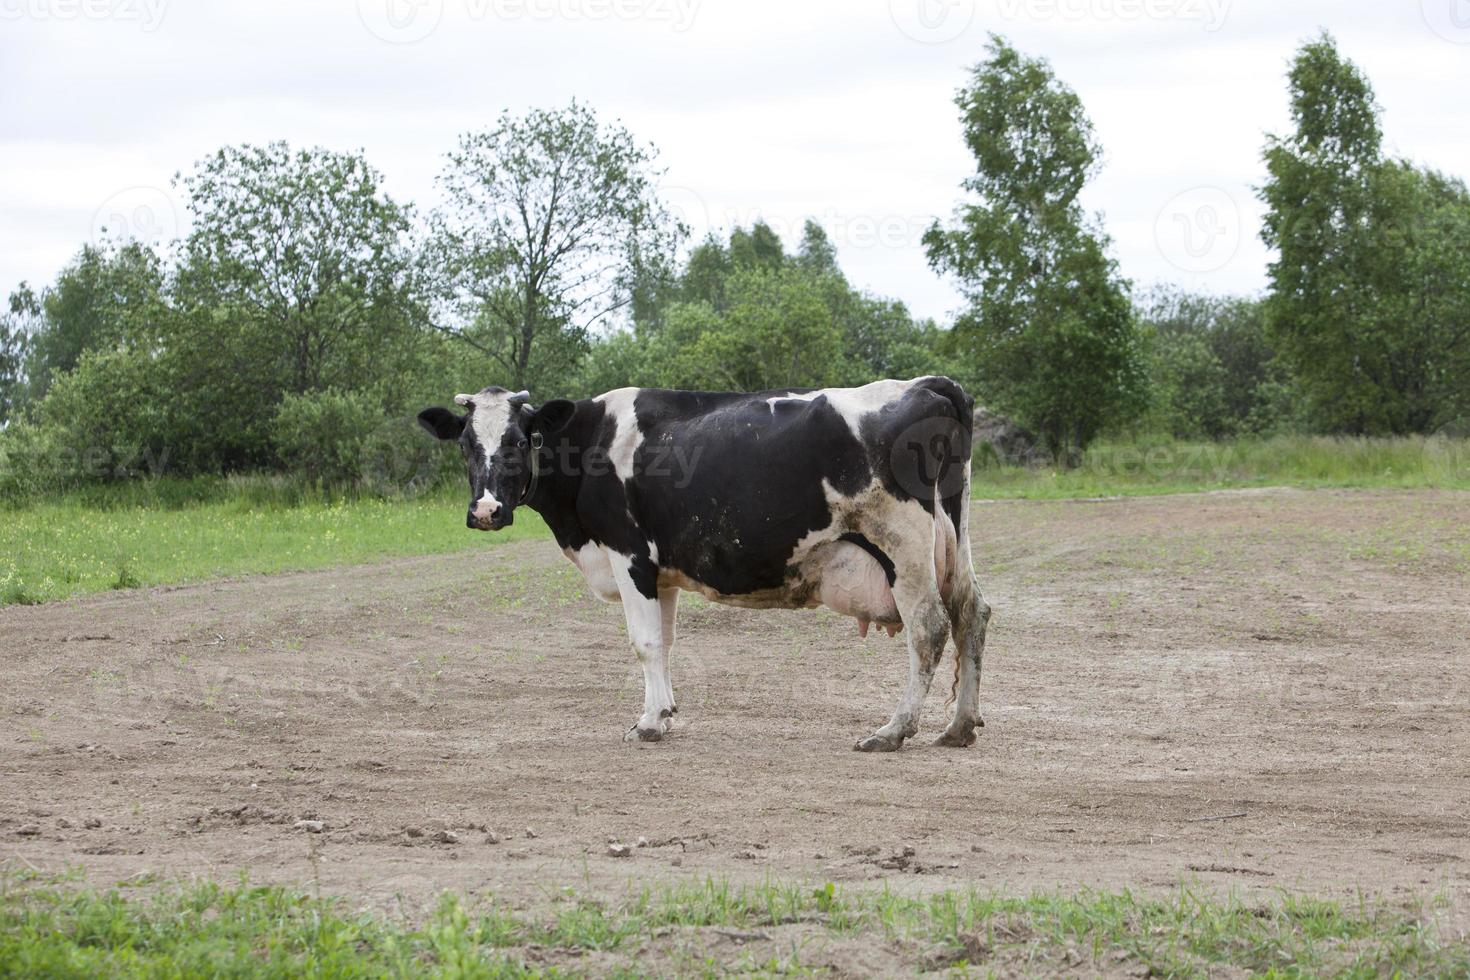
[418,407,466,441]
[503,379,972,602]
[860,377,972,536]
[624,389,872,597]
[838,532,896,586]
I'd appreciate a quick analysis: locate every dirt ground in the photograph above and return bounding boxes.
[4,489,1468,932]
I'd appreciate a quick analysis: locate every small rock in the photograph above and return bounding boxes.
[814,852,826,860]
[901,844,916,857]
[57,818,74,829]
[83,817,102,829]
[636,836,650,848]
[524,827,537,839]
[483,830,501,844]
[670,856,682,867]
[736,849,758,860]
[15,824,40,837]
[294,819,325,833]
[405,826,424,839]
[970,844,984,853]
[432,830,459,844]
[607,843,632,858]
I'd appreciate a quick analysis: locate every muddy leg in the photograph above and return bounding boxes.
[936,579,990,747]
[855,583,949,753]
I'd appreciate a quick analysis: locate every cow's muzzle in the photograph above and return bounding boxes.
[466,508,513,532]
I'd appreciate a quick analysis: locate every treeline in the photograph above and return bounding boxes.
[1,33,1467,499]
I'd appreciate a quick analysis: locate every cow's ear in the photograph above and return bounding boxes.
[418,406,466,441]
[529,399,576,435]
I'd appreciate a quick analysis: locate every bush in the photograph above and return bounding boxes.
[269,389,385,487]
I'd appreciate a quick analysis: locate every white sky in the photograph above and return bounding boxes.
[2,0,1468,323]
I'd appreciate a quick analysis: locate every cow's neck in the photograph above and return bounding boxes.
[522,402,595,551]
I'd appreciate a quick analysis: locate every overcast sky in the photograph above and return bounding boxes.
[2,0,1467,323]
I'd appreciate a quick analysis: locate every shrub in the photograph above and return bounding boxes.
[269,389,385,488]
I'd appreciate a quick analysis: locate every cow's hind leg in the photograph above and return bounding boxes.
[612,558,677,742]
[855,575,949,753]
[936,575,990,747]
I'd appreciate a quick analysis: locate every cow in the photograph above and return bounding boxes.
[418,376,992,751]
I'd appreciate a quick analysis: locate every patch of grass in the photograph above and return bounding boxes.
[973,434,1470,498]
[1,874,1465,978]
[0,479,549,606]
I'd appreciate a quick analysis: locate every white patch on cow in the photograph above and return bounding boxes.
[595,387,644,482]
[765,378,917,438]
[467,394,515,459]
[608,551,675,737]
[564,543,620,603]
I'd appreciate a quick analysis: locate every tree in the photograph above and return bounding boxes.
[427,101,682,394]
[795,220,838,275]
[25,243,165,402]
[0,285,38,426]
[1259,33,1470,433]
[170,142,422,469]
[1136,287,1290,437]
[176,142,420,395]
[924,36,1143,459]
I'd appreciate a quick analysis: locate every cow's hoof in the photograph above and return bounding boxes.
[853,733,903,753]
[625,725,663,743]
[935,726,977,748]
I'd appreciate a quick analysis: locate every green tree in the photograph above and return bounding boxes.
[728,221,785,273]
[1259,33,1470,433]
[1,285,38,425]
[170,142,422,469]
[924,36,1143,459]
[584,220,954,397]
[427,101,682,394]
[795,220,839,276]
[25,243,165,401]
[1136,287,1291,437]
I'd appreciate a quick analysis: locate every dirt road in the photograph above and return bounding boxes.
[3,489,1467,922]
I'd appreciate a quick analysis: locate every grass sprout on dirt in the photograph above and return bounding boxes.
[2,873,1466,978]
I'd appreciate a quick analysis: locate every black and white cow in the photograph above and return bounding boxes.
[418,377,992,751]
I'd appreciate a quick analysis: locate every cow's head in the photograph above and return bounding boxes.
[418,387,575,531]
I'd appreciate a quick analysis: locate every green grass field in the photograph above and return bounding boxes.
[0,480,547,607]
[2,873,1465,978]
[3,436,1466,607]
[970,434,1470,498]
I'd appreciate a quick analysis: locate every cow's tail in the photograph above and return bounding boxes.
[911,377,978,706]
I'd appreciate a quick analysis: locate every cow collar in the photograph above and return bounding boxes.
[519,431,545,504]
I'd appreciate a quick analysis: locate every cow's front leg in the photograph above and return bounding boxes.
[611,557,677,742]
